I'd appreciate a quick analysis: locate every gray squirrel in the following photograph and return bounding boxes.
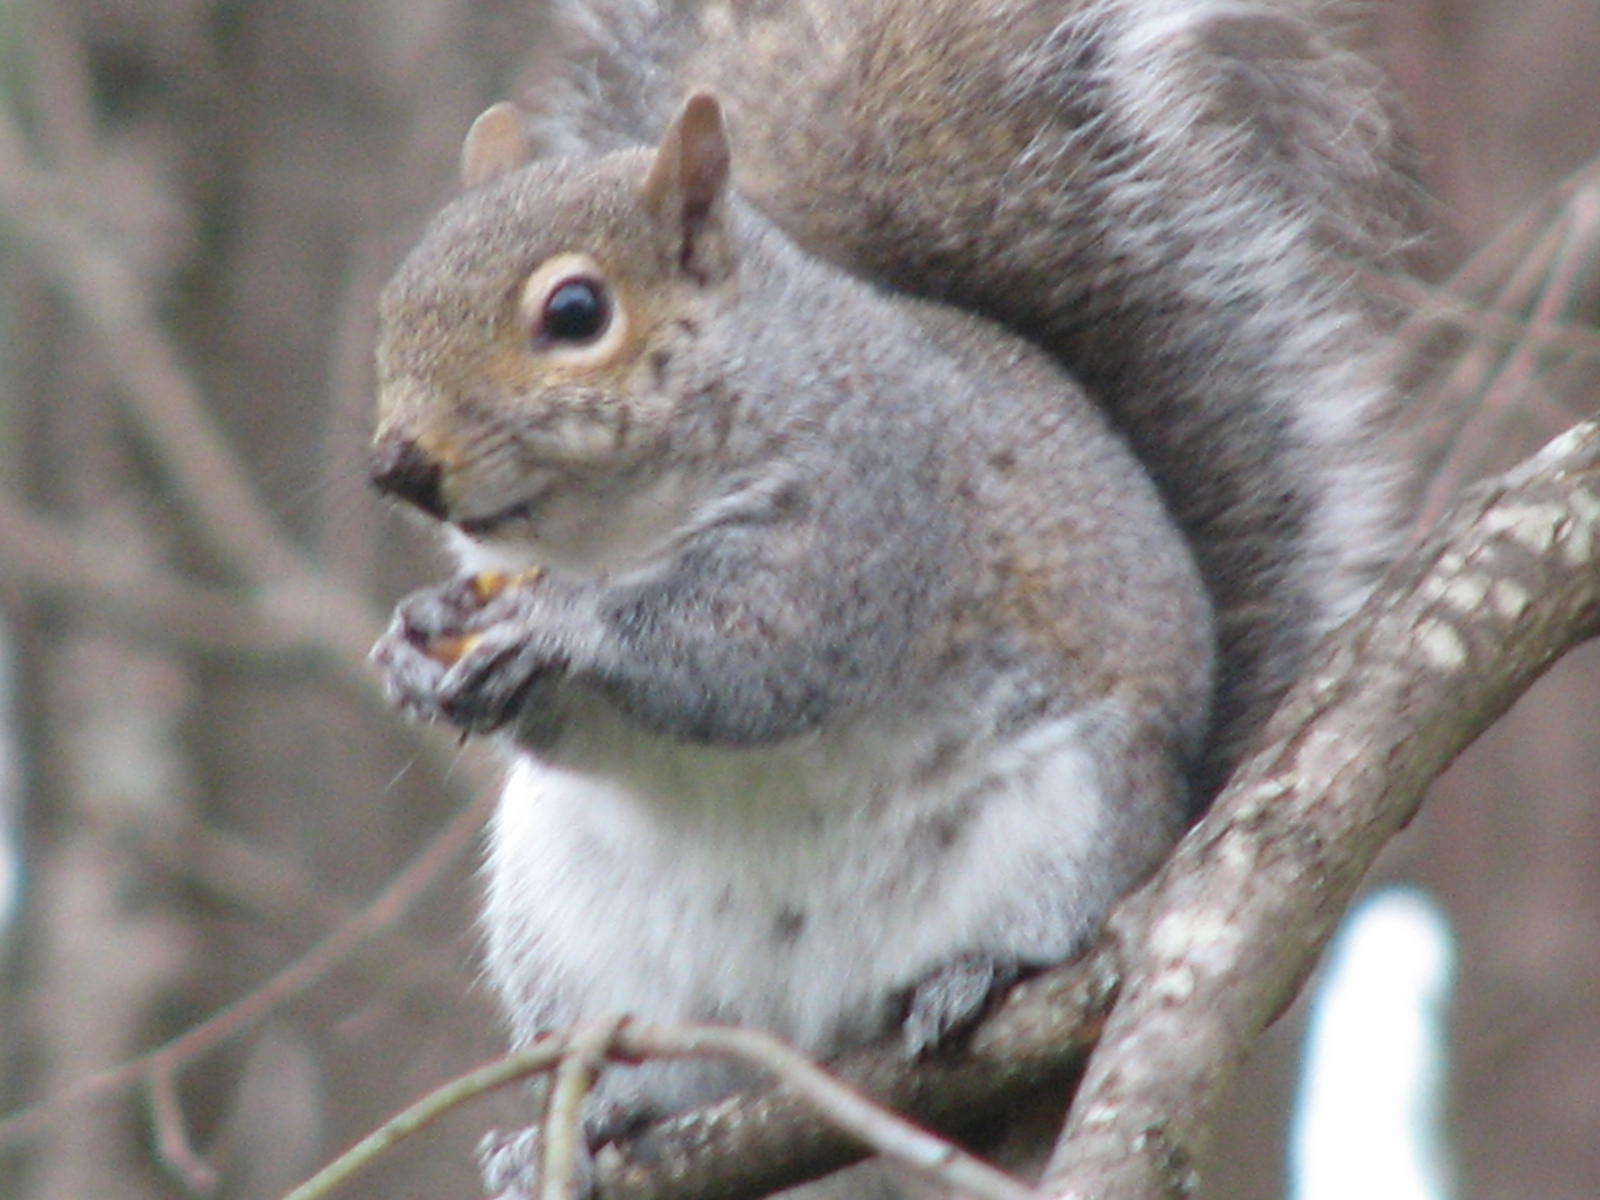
[367,0,1407,1193]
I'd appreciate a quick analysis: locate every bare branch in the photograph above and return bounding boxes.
[0,126,298,585]
[1365,268,1600,365]
[288,1014,1050,1200]
[0,494,342,658]
[284,1043,571,1200]
[1413,190,1600,529]
[0,94,384,663]
[601,1023,1037,1200]
[0,788,493,1151]
[1040,419,1600,1198]
[542,1018,628,1200]
[584,952,1117,1200]
[149,1062,220,1195]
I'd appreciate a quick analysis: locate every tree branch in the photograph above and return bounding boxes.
[0,788,493,1152]
[0,89,385,668]
[1040,418,1600,1197]
[576,948,1117,1200]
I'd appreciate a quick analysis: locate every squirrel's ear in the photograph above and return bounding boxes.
[460,101,534,190]
[643,90,732,280]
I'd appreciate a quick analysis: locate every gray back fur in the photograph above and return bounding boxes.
[519,0,1409,794]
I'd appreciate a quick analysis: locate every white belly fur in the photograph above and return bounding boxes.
[480,699,1128,1060]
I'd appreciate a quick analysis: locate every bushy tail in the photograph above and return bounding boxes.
[520,0,705,156]
[517,0,1410,795]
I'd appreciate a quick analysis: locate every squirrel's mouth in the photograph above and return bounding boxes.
[454,485,557,539]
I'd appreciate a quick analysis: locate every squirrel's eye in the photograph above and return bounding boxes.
[518,255,624,359]
[541,278,610,343]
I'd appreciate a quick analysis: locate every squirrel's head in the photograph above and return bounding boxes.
[370,92,741,572]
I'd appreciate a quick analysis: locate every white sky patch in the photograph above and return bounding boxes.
[1290,887,1457,1200]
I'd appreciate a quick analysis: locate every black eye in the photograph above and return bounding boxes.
[541,277,610,342]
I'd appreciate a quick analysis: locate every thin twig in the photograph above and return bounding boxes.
[285,1016,1040,1200]
[149,1061,220,1196]
[1415,191,1600,530]
[1396,152,1600,342]
[1417,210,1569,414]
[1364,268,1600,363]
[609,1023,1038,1200]
[0,494,317,657]
[283,1042,570,1200]
[541,1017,629,1200]
[584,947,1115,1200]
[0,93,383,672]
[0,788,493,1150]
[127,807,483,1006]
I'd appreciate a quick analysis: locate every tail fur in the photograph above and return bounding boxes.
[516,0,1408,793]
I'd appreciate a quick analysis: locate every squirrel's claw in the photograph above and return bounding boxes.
[371,572,563,736]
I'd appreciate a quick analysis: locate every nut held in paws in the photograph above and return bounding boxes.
[427,631,483,665]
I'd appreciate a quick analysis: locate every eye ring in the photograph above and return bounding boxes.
[540,276,611,344]
[519,252,627,365]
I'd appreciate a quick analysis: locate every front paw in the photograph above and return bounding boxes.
[371,570,561,735]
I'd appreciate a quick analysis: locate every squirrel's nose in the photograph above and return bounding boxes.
[369,433,447,519]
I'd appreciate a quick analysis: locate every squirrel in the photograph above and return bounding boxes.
[367,0,1406,1194]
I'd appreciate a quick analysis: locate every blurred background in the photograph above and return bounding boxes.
[0,2,1596,1197]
